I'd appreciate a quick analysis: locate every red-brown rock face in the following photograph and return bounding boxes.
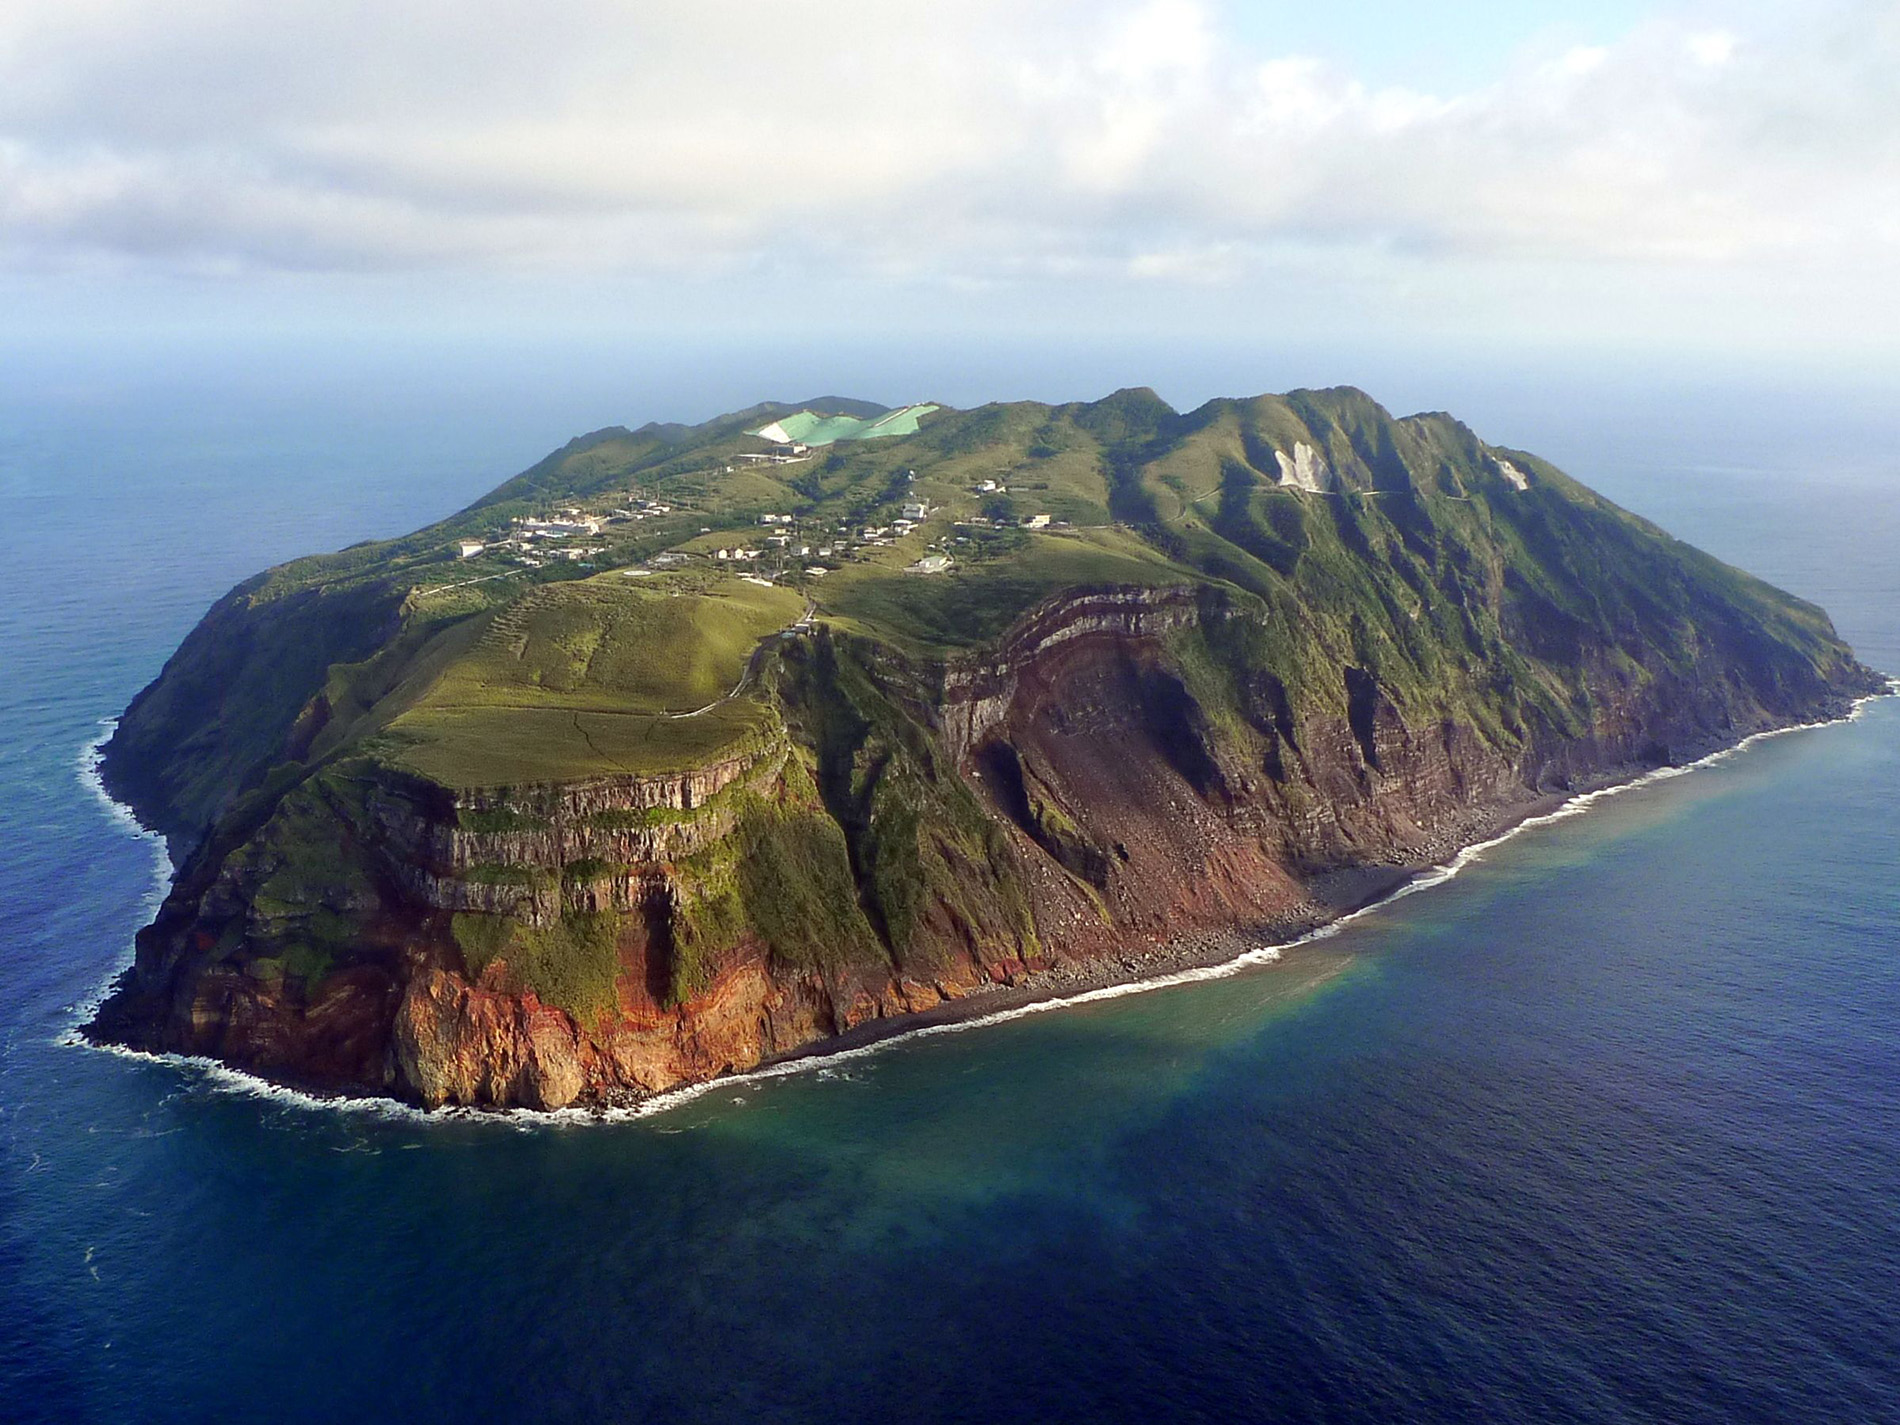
[89,584,1877,1112]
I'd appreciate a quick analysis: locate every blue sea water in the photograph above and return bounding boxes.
[1,355,1898,1423]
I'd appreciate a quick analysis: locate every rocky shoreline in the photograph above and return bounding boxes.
[714,798,1559,1096]
[626,698,1884,1110]
[85,691,1884,1117]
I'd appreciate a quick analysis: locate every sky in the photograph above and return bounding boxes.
[2,0,1896,404]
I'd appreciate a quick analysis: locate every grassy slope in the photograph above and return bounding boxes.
[374,575,804,787]
[817,526,1193,653]
[112,385,1868,830]
[102,385,1878,1032]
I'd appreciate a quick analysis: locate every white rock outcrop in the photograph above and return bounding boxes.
[1494,457,1530,491]
[1274,442,1331,493]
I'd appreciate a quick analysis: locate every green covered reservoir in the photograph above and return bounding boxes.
[748,403,940,447]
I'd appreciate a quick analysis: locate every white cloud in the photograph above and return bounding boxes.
[0,0,1892,301]
[1686,29,1739,66]
[1554,46,1611,77]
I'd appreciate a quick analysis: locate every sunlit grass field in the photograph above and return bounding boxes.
[376,573,802,785]
[816,527,1195,652]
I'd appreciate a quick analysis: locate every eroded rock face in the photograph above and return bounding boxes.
[940,587,1203,763]
[1492,455,1531,491]
[1275,442,1332,493]
[393,969,584,1110]
[89,577,1881,1112]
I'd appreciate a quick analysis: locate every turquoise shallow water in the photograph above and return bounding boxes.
[2,369,1898,1423]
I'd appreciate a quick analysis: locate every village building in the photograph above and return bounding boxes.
[517,516,600,538]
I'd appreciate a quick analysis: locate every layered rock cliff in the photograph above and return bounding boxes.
[86,387,1884,1109]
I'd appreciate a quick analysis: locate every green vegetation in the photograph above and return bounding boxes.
[374,700,775,788]
[735,801,882,972]
[368,575,802,786]
[821,527,1192,652]
[773,631,1040,970]
[452,909,624,1029]
[415,575,802,711]
[104,383,1876,1049]
[455,806,550,834]
[451,911,514,975]
[658,778,888,1004]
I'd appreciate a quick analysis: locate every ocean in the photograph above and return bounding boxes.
[2,351,1897,1423]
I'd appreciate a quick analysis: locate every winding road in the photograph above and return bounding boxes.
[669,597,816,718]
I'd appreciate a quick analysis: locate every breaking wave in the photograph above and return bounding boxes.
[63,719,171,1034]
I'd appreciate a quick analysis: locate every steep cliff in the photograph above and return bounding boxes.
[87,387,1884,1109]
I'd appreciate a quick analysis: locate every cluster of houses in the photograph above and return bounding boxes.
[506,497,676,542]
[516,512,602,539]
[448,478,1069,588]
[711,540,841,562]
[943,512,1057,531]
[850,501,934,546]
[731,442,810,467]
[609,498,675,521]
[450,497,685,568]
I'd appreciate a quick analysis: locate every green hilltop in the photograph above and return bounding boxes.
[109,385,1860,842]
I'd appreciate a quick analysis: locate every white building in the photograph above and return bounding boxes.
[1024,513,1052,529]
[457,540,485,559]
[518,517,600,538]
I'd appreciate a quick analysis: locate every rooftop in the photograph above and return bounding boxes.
[748,404,939,448]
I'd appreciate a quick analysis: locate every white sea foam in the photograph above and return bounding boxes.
[62,720,172,1035]
[64,687,1898,1128]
